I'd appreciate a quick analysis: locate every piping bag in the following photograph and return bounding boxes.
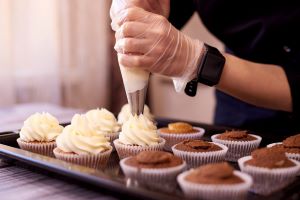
[120,65,149,115]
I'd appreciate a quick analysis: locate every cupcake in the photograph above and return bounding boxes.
[238,147,300,195]
[117,103,154,125]
[53,114,112,169]
[267,134,300,161]
[120,151,186,192]
[17,112,63,157]
[85,108,120,145]
[178,162,253,200]
[172,139,228,169]
[158,122,205,151]
[113,114,165,159]
[211,130,261,161]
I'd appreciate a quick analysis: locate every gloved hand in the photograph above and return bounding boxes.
[110,0,170,31]
[113,7,204,92]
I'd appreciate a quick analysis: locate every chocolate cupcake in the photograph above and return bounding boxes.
[158,122,205,151]
[120,151,186,192]
[211,130,261,161]
[178,162,252,200]
[267,134,300,161]
[172,139,228,168]
[238,147,300,195]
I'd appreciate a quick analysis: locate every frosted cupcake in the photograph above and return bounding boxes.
[17,112,63,157]
[267,134,300,161]
[85,108,120,144]
[120,151,186,192]
[113,114,165,159]
[178,162,252,200]
[53,114,112,169]
[172,139,228,169]
[158,122,205,151]
[117,103,154,125]
[238,147,300,195]
[211,130,261,161]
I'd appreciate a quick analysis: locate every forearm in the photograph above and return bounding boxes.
[217,53,292,112]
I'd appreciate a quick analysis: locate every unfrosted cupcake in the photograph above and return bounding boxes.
[113,114,165,159]
[172,139,228,169]
[120,151,186,192]
[267,134,300,161]
[211,130,261,161]
[117,103,154,125]
[17,112,63,157]
[238,147,300,195]
[178,162,252,200]
[158,122,205,151]
[85,108,120,145]
[53,114,112,169]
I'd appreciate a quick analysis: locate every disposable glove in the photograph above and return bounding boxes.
[113,7,204,92]
[110,0,170,31]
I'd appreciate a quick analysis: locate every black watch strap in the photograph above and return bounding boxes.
[185,44,225,97]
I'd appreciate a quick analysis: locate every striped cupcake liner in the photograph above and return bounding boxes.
[17,138,56,157]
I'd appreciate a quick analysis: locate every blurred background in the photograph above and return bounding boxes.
[0,0,223,129]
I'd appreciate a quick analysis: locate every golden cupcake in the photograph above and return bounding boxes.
[17,112,63,157]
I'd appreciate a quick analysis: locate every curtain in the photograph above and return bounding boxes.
[0,0,114,110]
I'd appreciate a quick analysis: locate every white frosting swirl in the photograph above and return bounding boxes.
[19,112,63,142]
[119,114,159,146]
[117,104,154,124]
[56,114,111,155]
[85,108,120,134]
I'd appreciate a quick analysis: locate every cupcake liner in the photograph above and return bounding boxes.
[120,157,186,192]
[267,142,300,162]
[238,156,300,195]
[211,134,262,162]
[104,132,119,151]
[17,138,56,157]
[171,142,228,169]
[159,127,205,152]
[177,170,252,200]
[113,138,165,160]
[53,146,112,169]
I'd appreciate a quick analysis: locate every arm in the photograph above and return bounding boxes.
[217,53,292,112]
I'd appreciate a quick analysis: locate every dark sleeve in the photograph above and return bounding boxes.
[284,65,300,116]
[168,0,196,29]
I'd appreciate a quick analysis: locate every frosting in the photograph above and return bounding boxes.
[85,108,120,134]
[120,66,150,93]
[119,114,159,146]
[118,103,154,124]
[19,112,63,142]
[56,114,111,155]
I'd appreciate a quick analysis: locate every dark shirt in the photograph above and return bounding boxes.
[169,0,300,134]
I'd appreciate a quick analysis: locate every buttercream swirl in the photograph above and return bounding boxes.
[119,114,159,146]
[85,108,120,134]
[117,104,154,124]
[19,112,63,142]
[56,114,111,155]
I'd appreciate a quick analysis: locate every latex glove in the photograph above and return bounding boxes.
[110,0,170,31]
[113,7,204,92]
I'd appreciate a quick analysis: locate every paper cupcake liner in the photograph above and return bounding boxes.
[158,127,205,152]
[177,170,252,200]
[113,138,166,160]
[104,132,119,151]
[53,147,112,169]
[171,142,228,169]
[120,157,186,192]
[17,138,56,157]
[238,156,300,195]
[267,142,300,162]
[211,134,262,162]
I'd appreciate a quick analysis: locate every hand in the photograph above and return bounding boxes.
[110,0,170,31]
[113,7,203,91]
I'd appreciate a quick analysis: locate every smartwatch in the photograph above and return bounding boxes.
[185,44,225,97]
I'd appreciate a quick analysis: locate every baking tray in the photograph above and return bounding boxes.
[0,118,299,200]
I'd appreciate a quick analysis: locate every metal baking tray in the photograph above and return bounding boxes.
[0,118,299,200]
